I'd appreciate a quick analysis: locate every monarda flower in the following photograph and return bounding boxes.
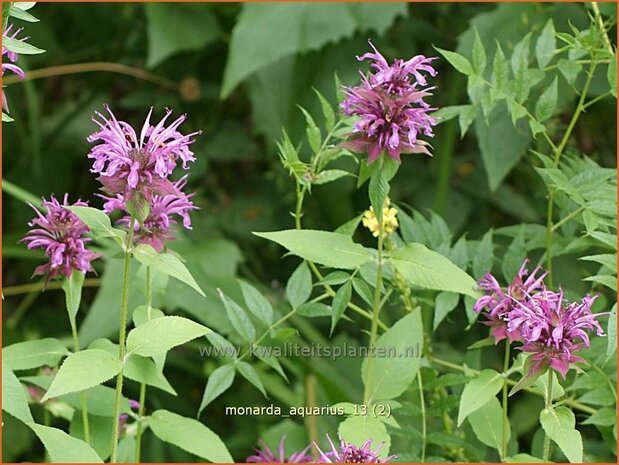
[507,290,606,378]
[100,176,197,252]
[341,41,437,163]
[246,437,312,463]
[87,106,199,202]
[474,260,551,344]
[315,434,395,463]
[21,195,99,280]
[2,24,27,112]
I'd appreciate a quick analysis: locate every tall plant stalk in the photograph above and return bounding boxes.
[542,370,554,462]
[135,265,152,463]
[69,318,91,445]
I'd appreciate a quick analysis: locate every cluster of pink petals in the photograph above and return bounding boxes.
[315,434,395,463]
[246,437,312,463]
[474,259,606,378]
[2,24,27,112]
[100,176,197,252]
[341,40,437,163]
[21,195,99,280]
[87,106,198,202]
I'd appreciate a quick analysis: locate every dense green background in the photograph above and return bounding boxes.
[3,2,616,462]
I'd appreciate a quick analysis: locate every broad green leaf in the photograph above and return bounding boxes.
[391,243,478,298]
[297,302,331,318]
[67,206,126,244]
[535,20,556,68]
[125,355,176,395]
[582,407,616,426]
[505,454,545,463]
[239,279,274,325]
[41,349,122,402]
[237,361,267,397]
[606,304,616,359]
[133,244,205,296]
[62,270,85,324]
[149,409,233,462]
[501,227,526,283]
[254,230,374,270]
[369,168,390,224]
[3,338,70,371]
[29,424,103,463]
[126,315,210,357]
[198,364,236,416]
[219,290,256,342]
[2,36,45,54]
[145,3,220,67]
[286,261,312,308]
[539,406,583,463]
[510,33,531,79]
[433,291,460,330]
[472,29,486,74]
[435,47,474,75]
[468,397,510,453]
[330,281,352,334]
[132,305,165,327]
[557,59,581,86]
[535,168,586,205]
[313,169,351,185]
[3,364,34,424]
[221,3,406,97]
[339,415,390,458]
[457,369,504,426]
[361,311,423,403]
[70,412,113,461]
[584,274,617,291]
[579,253,617,271]
[534,77,558,122]
[458,104,478,137]
[473,230,494,278]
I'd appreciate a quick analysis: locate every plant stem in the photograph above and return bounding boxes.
[551,206,586,232]
[363,224,384,406]
[305,374,319,461]
[111,216,136,463]
[417,368,427,462]
[4,278,101,297]
[542,370,554,462]
[501,341,511,460]
[135,266,152,463]
[70,319,91,446]
[238,309,297,361]
[591,2,614,55]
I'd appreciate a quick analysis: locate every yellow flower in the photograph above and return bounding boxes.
[362,198,399,238]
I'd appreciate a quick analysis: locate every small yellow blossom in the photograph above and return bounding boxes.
[362,198,399,238]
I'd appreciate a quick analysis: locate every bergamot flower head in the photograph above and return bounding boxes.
[314,433,396,463]
[246,436,312,463]
[362,197,399,238]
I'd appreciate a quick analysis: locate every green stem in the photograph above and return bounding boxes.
[135,266,152,463]
[591,2,614,55]
[238,309,297,361]
[70,320,91,446]
[363,224,384,406]
[111,217,136,463]
[542,370,554,462]
[551,206,586,232]
[417,367,427,462]
[501,341,511,461]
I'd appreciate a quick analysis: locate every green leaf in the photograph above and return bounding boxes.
[583,274,617,291]
[3,111,14,122]
[339,415,391,458]
[149,409,233,462]
[433,291,460,330]
[41,349,122,402]
[67,206,126,244]
[435,47,474,75]
[510,33,531,78]
[237,361,267,397]
[468,397,509,453]
[369,168,390,224]
[391,243,479,298]
[28,424,103,463]
[473,229,494,278]
[582,407,616,426]
[579,253,617,271]
[70,412,113,461]
[472,29,487,75]
[492,43,510,93]
[297,302,331,318]
[534,76,558,122]
[313,169,351,185]
[3,364,34,424]
[361,311,423,403]
[457,369,504,426]
[286,261,312,308]
[125,355,177,395]
[608,57,617,97]
[2,36,45,54]
[458,104,478,137]
[198,364,236,416]
[62,270,85,325]
[144,3,220,68]
[535,20,556,68]
[221,3,406,97]
[501,226,526,283]
[9,5,39,22]
[219,289,256,342]
[330,281,352,334]
[239,279,274,326]
[298,106,322,154]
[606,304,616,359]
[539,406,583,463]
[557,59,581,86]
[126,315,210,357]
[314,88,336,131]
[254,230,374,270]
[125,193,150,228]
[505,454,545,463]
[3,338,70,371]
[133,244,205,296]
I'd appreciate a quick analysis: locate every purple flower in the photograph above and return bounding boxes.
[474,260,551,344]
[2,24,27,112]
[87,106,199,202]
[247,437,312,463]
[21,195,99,281]
[100,176,197,252]
[508,290,606,378]
[314,434,395,463]
[341,40,437,163]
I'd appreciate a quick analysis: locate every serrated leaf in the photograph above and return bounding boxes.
[239,279,274,326]
[218,290,256,342]
[198,364,235,416]
[339,415,391,458]
[458,104,478,137]
[457,369,504,426]
[330,281,352,334]
[492,43,510,92]
[539,406,583,463]
[502,227,526,283]
[62,270,85,325]
[473,230,494,278]
[67,206,126,244]
[606,304,616,359]
[535,20,556,68]
[29,424,103,463]
[313,169,351,185]
[472,29,487,75]
[468,397,509,453]
[433,291,460,330]
[286,261,312,308]
[4,338,70,371]
[3,364,34,424]
[558,59,581,86]
[126,316,210,357]
[534,77,558,122]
